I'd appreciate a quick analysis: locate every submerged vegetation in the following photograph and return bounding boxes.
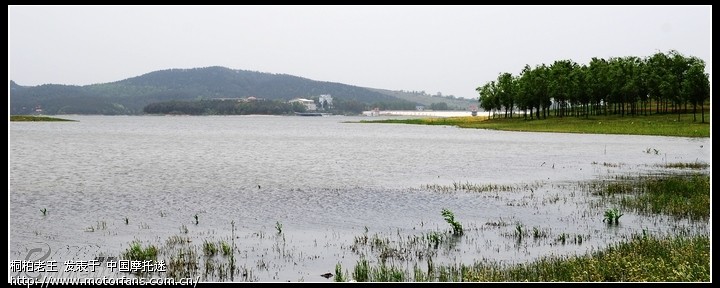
[590,173,710,220]
[28,165,707,282]
[336,234,709,282]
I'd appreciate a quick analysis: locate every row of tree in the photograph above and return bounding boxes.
[142,97,419,116]
[476,50,710,122]
[143,99,307,115]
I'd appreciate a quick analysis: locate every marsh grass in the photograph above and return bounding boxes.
[346,258,406,282]
[657,162,710,170]
[590,173,710,220]
[203,241,218,256]
[334,263,346,282]
[423,181,543,193]
[122,242,158,262]
[220,241,231,257]
[344,234,709,282]
[361,113,710,137]
[629,174,710,220]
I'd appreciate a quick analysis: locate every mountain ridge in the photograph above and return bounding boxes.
[10,66,475,115]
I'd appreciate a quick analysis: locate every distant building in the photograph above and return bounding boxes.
[416,105,425,111]
[289,98,317,111]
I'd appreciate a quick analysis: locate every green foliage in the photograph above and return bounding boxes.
[464,234,710,282]
[595,174,710,220]
[603,208,624,225]
[475,50,710,122]
[344,234,709,282]
[636,174,710,220]
[334,263,345,282]
[40,208,48,216]
[441,209,463,236]
[426,232,443,249]
[203,241,218,256]
[353,258,370,282]
[122,242,158,262]
[429,102,449,110]
[220,241,231,257]
[143,99,305,115]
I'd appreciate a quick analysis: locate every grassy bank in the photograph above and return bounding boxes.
[361,113,710,137]
[10,115,75,122]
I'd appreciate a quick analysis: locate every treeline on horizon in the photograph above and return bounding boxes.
[143,97,418,115]
[477,50,710,122]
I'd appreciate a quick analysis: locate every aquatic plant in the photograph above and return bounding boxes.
[353,258,370,282]
[40,208,48,216]
[334,263,345,282]
[603,208,623,225]
[194,214,199,225]
[275,221,283,235]
[441,209,463,236]
[122,242,158,262]
[203,241,218,256]
[515,223,524,240]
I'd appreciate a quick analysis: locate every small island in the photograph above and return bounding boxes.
[10,115,75,122]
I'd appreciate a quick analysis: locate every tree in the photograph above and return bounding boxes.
[477,81,499,118]
[496,72,516,118]
[681,58,710,122]
[430,102,449,110]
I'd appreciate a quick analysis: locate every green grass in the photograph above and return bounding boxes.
[10,115,75,122]
[122,242,158,262]
[464,234,709,282]
[593,174,710,221]
[361,113,709,137]
[624,174,710,220]
[342,234,709,282]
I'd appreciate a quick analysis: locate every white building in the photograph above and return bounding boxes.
[289,98,317,111]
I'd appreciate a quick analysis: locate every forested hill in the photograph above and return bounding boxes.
[10,66,421,115]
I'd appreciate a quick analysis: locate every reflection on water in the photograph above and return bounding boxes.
[10,115,710,281]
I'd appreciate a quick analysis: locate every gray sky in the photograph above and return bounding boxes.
[8,5,712,99]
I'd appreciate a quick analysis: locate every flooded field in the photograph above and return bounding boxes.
[10,115,710,282]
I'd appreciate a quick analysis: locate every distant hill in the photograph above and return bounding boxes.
[10,66,470,115]
[367,88,477,110]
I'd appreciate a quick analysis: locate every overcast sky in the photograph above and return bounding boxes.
[8,5,711,99]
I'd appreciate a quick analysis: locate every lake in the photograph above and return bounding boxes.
[9,115,710,282]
